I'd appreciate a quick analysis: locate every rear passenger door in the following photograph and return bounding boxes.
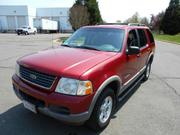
[137,29,150,69]
[123,29,140,84]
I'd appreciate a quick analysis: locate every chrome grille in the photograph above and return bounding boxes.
[19,66,56,89]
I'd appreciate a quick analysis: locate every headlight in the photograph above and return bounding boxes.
[55,78,93,96]
[15,63,20,77]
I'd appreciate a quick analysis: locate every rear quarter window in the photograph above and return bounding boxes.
[147,29,155,44]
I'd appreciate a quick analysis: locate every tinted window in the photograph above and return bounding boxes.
[63,28,125,52]
[137,29,147,47]
[147,29,155,43]
[127,30,138,48]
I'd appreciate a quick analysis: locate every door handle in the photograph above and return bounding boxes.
[137,53,141,57]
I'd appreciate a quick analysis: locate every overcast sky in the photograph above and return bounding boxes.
[0,0,170,22]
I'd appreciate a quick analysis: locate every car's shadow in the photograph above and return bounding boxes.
[0,82,142,135]
[114,82,141,115]
[0,104,98,135]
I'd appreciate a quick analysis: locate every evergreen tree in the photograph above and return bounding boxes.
[75,0,85,5]
[161,0,180,35]
[86,0,102,25]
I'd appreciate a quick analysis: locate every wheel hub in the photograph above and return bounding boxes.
[146,64,151,78]
[99,96,113,124]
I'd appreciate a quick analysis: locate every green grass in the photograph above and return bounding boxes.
[154,33,180,44]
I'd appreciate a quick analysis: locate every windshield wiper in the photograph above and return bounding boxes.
[74,46,100,51]
[61,44,72,48]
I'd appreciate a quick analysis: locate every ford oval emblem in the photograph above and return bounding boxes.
[30,74,37,80]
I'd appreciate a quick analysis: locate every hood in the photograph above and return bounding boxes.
[18,46,117,78]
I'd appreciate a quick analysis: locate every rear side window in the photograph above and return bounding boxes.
[147,29,155,44]
[137,29,147,47]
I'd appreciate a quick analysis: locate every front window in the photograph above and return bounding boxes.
[127,30,139,48]
[63,28,125,52]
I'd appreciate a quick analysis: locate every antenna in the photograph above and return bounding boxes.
[51,30,54,48]
[51,9,53,48]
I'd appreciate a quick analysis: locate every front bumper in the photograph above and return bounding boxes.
[12,74,93,124]
[38,107,89,124]
[16,30,25,34]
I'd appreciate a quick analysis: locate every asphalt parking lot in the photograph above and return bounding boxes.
[0,33,180,135]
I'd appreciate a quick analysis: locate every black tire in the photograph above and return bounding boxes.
[86,88,115,131]
[143,62,151,81]
[24,32,27,35]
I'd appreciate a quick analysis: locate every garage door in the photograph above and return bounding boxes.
[17,16,26,27]
[7,16,16,30]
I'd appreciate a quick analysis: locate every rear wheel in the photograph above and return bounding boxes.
[86,88,115,131]
[24,31,28,35]
[143,62,151,81]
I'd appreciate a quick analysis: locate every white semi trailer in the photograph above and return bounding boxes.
[34,18,58,33]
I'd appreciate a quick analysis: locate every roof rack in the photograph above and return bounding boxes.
[98,23,146,27]
[128,23,146,26]
[98,23,128,25]
[97,23,146,26]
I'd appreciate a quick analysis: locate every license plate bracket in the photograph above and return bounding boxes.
[23,100,37,113]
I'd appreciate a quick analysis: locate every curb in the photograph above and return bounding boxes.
[156,40,180,45]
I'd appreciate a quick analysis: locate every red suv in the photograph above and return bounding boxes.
[12,24,155,130]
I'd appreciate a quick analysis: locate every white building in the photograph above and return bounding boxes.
[0,5,36,31]
[36,8,72,32]
[0,5,72,32]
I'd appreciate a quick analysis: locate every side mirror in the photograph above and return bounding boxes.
[126,46,140,55]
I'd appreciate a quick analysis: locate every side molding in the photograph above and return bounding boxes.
[87,75,122,118]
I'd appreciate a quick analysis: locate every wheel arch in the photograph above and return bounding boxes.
[87,75,122,118]
[147,52,154,64]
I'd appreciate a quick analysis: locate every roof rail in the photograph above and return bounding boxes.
[97,23,146,27]
[128,23,146,26]
[98,23,128,25]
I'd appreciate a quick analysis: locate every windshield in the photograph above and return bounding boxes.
[63,28,125,52]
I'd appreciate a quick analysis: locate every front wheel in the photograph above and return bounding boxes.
[24,31,28,35]
[86,88,115,131]
[143,62,151,81]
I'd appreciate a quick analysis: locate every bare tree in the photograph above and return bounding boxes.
[124,12,140,23]
[150,12,164,33]
[69,5,90,31]
[140,17,149,26]
[116,20,122,23]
